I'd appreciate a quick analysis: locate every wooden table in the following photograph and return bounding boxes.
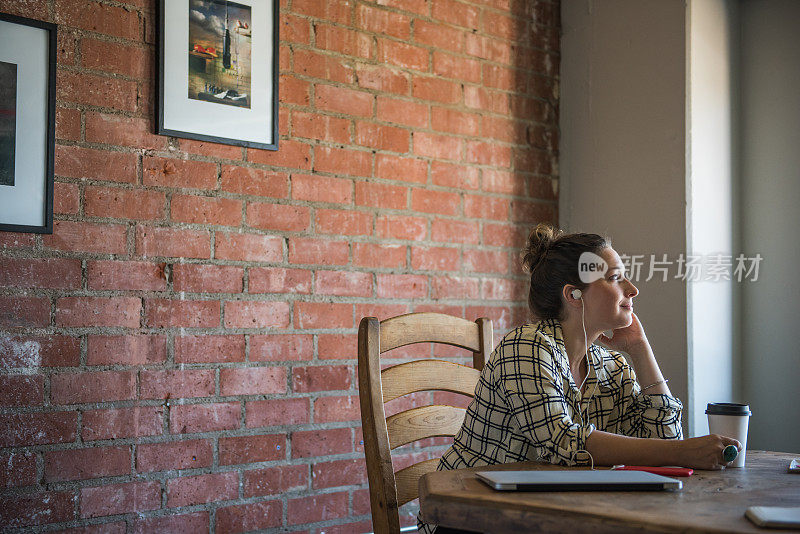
[419,451,800,533]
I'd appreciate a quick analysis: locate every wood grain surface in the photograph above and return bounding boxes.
[419,450,800,533]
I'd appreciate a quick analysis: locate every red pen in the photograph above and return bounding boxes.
[611,465,694,477]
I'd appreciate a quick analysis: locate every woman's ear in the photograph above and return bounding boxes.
[562,285,582,305]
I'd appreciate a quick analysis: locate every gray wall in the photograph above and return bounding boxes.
[560,0,689,432]
[739,0,800,451]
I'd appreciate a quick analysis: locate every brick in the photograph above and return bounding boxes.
[0,452,36,488]
[134,512,209,534]
[55,107,81,141]
[484,10,523,40]
[56,145,137,183]
[432,0,479,29]
[432,107,481,137]
[466,33,512,64]
[55,0,140,39]
[357,4,410,38]
[136,440,213,472]
[483,169,525,195]
[316,270,372,297]
[248,140,312,169]
[217,500,282,533]
[139,369,215,399]
[178,138,243,160]
[143,157,217,190]
[88,260,167,291]
[292,365,351,393]
[167,472,238,507]
[221,166,288,198]
[466,249,510,274]
[223,300,292,329]
[55,297,139,328]
[281,12,311,44]
[0,375,44,406]
[411,246,460,271]
[44,220,127,254]
[378,39,428,71]
[0,257,81,289]
[246,202,310,232]
[377,273,428,298]
[293,49,354,84]
[315,146,372,178]
[412,76,462,104]
[220,367,287,396]
[82,38,150,79]
[136,226,211,259]
[173,264,243,293]
[171,195,242,226]
[0,491,74,528]
[145,298,220,328]
[355,121,409,152]
[280,74,311,106]
[484,63,525,92]
[432,276,480,300]
[215,232,283,262]
[249,267,311,294]
[431,161,480,190]
[82,406,164,441]
[315,84,373,117]
[482,115,524,143]
[54,181,80,214]
[85,112,167,150]
[316,209,372,236]
[81,481,160,519]
[246,398,310,428]
[432,219,479,244]
[355,65,409,95]
[376,96,428,129]
[292,428,351,458]
[287,491,348,525]
[175,335,245,364]
[411,189,461,215]
[57,71,137,111]
[295,302,352,329]
[219,434,286,465]
[170,402,240,434]
[0,335,80,368]
[465,194,510,220]
[292,111,351,144]
[292,0,351,22]
[466,140,512,167]
[433,51,481,83]
[45,446,130,482]
[313,395,360,423]
[250,334,313,362]
[355,303,409,321]
[0,296,47,327]
[244,465,307,497]
[376,214,428,241]
[510,198,555,223]
[317,333,357,360]
[51,370,136,404]
[314,24,372,59]
[289,237,349,266]
[313,457,367,489]
[483,278,526,300]
[413,131,463,160]
[87,334,167,365]
[483,222,529,249]
[352,243,406,269]
[0,412,77,447]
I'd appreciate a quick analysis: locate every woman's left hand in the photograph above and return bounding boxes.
[597,312,650,357]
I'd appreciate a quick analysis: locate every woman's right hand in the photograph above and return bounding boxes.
[676,434,743,470]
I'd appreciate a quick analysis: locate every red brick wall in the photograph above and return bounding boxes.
[0,0,559,531]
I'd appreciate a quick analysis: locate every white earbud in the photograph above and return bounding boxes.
[571,288,582,300]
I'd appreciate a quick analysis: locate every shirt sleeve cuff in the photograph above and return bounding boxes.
[639,392,683,411]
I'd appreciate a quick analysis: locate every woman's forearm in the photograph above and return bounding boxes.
[625,341,671,396]
[584,429,678,466]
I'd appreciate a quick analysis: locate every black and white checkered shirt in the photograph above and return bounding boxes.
[419,319,682,533]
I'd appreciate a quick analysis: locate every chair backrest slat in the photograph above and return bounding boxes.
[358,313,493,534]
[381,360,480,402]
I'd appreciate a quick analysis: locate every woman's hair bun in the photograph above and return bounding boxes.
[522,223,563,273]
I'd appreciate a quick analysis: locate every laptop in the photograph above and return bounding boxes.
[475,470,683,491]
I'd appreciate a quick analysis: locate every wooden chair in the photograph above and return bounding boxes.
[358,312,493,534]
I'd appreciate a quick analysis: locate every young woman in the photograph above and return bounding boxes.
[418,224,741,534]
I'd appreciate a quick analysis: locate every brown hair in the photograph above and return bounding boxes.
[522,223,611,321]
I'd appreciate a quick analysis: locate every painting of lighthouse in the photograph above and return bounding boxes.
[188,0,252,108]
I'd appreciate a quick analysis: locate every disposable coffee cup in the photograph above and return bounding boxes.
[706,402,751,468]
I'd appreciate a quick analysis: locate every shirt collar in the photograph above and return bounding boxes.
[535,318,612,392]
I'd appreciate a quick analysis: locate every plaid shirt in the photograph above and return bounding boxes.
[419,319,682,533]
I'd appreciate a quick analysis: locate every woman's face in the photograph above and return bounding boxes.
[583,247,639,331]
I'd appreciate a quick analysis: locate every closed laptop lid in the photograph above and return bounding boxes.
[475,470,682,491]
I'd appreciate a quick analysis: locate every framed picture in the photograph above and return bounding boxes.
[157,0,279,151]
[0,13,56,234]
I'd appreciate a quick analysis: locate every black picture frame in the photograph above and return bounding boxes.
[0,12,56,234]
[156,0,279,151]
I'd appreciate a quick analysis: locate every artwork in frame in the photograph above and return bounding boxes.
[157,0,279,151]
[0,12,56,234]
